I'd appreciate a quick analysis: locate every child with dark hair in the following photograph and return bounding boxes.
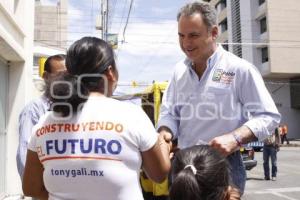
[169,145,240,200]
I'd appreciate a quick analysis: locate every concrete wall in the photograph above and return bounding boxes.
[35,0,68,49]
[267,0,300,76]
[0,0,34,198]
[266,81,300,139]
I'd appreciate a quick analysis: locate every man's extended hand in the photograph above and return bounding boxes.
[209,126,256,156]
[209,133,239,156]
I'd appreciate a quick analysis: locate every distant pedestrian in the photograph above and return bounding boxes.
[263,127,281,181]
[280,124,289,145]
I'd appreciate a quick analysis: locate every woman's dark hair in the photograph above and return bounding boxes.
[46,37,116,117]
[169,145,230,200]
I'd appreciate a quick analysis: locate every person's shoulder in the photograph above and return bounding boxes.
[223,51,253,69]
[222,50,260,76]
[107,97,143,113]
[173,58,189,78]
[19,96,48,116]
[31,111,54,133]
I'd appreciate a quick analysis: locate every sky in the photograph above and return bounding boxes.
[41,0,189,93]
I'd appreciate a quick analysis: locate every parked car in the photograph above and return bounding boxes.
[247,141,264,152]
[240,146,257,170]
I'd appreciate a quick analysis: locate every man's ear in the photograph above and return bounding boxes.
[42,71,49,80]
[211,25,219,41]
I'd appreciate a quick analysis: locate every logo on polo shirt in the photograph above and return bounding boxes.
[212,69,223,81]
[212,69,235,84]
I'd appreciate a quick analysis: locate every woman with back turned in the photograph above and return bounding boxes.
[22,37,171,200]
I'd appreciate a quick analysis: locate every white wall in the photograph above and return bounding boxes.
[0,0,34,198]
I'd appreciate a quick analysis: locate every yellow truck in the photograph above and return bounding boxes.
[115,81,169,200]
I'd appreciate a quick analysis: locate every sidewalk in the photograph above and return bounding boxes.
[280,139,300,147]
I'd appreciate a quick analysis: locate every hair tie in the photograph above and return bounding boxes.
[184,165,197,175]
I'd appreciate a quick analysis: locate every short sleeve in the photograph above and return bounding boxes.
[129,106,158,152]
[27,127,38,152]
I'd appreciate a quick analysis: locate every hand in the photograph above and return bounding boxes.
[158,128,176,158]
[209,134,239,156]
[158,134,172,153]
[227,186,241,200]
[159,128,173,143]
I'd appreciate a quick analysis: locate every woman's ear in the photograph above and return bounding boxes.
[223,186,230,200]
[104,66,117,82]
[225,186,241,200]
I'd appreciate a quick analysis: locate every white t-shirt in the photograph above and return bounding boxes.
[28,96,158,200]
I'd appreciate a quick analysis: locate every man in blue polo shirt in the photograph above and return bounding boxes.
[157,1,281,197]
[16,54,66,180]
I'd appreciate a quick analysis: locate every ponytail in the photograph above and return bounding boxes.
[45,72,89,117]
[169,145,230,200]
[169,168,201,200]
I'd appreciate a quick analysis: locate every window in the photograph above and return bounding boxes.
[258,0,265,6]
[222,40,229,51]
[33,56,40,66]
[0,60,8,195]
[260,17,267,34]
[215,0,227,12]
[219,19,228,33]
[261,47,268,63]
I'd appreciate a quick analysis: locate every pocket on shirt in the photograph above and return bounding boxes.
[206,86,231,95]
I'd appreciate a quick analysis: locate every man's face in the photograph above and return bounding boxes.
[178,13,217,64]
[44,59,66,80]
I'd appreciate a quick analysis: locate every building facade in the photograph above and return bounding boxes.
[0,0,34,199]
[33,0,68,94]
[209,0,300,139]
[34,0,68,49]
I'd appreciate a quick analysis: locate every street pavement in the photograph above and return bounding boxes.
[243,143,300,200]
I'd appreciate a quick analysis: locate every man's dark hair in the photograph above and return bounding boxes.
[44,54,66,73]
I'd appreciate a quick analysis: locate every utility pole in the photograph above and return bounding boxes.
[101,0,108,41]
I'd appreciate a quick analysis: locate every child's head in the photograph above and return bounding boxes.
[169,145,230,200]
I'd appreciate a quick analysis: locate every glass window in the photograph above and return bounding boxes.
[258,0,265,6]
[261,47,269,63]
[222,40,229,51]
[0,60,7,195]
[260,17,267,34]
[215,0,227,12]
[219,18,228,33]
[33,56,39,66]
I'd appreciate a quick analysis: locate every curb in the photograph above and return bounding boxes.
[280,144,300,147]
